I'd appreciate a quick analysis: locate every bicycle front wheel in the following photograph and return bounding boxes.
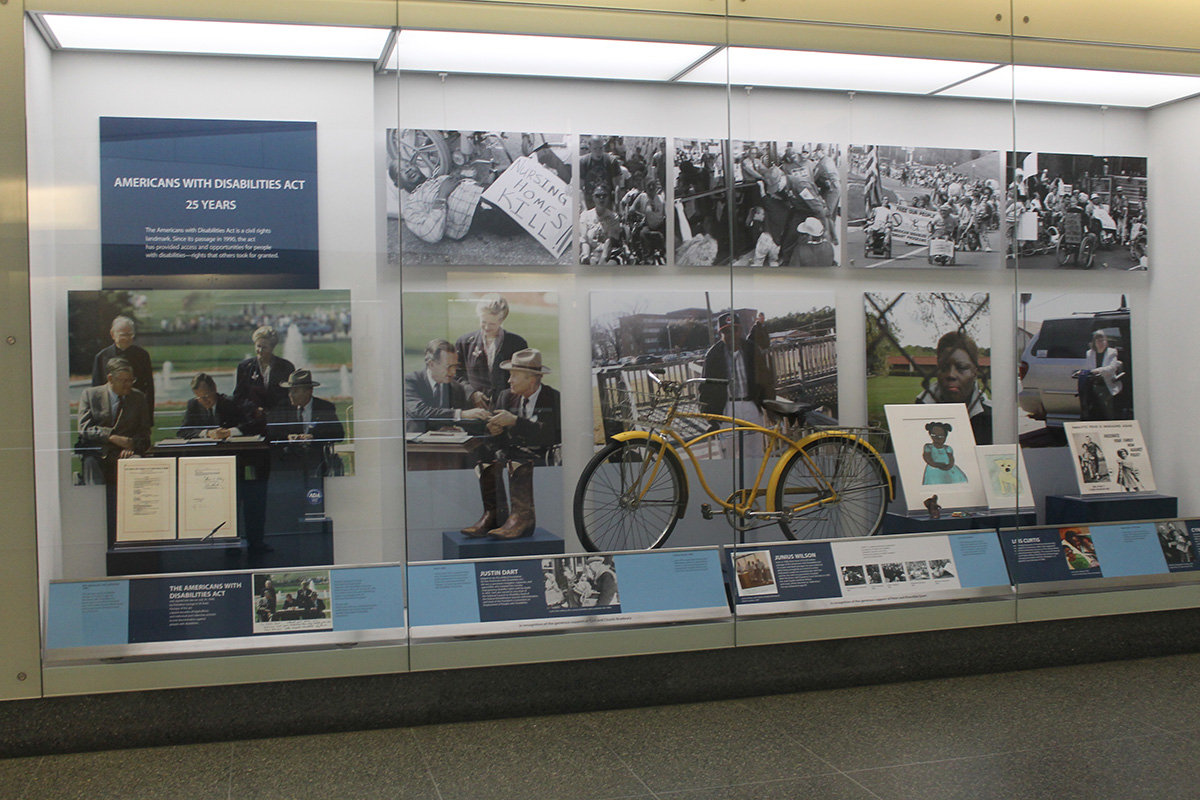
[573,439,685,552]
[774,436,890,541]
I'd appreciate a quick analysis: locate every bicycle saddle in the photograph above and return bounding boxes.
[762,398,815,423]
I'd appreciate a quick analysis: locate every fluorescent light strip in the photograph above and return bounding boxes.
[40,14,391,61]
[391,29,716,82]
[678,46,1000,95]
[937,64,1200,108]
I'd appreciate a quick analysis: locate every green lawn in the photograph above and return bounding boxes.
[866,374,926,429]
[145,341,353,374]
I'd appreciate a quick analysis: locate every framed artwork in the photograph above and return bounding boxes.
[975,445,1035,511]
[885,403,986,514]
[1064,420,1156,495]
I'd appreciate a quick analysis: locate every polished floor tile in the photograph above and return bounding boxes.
[5,654,1200,800]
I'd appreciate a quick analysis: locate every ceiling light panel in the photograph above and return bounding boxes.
[678,46,999,95]
[938,64,1200,107]
[40,14,391,61]
[392,29,716,82]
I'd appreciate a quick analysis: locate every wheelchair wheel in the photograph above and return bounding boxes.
[573,439,686,552]
[774,436,890,541]
[1078,233,1098,269]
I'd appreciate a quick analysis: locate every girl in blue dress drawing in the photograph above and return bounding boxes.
[922,421,968,485]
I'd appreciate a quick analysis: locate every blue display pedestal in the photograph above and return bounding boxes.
[442,528,565,560]
[1044,493,1178,525]
[883,510,1037,535]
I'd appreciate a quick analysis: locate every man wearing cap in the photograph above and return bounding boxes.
[461,348,561,540]
[699,313,774,459]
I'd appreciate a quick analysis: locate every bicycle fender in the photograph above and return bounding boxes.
[609,431,690,518]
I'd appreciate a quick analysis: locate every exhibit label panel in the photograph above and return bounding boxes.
[100,117,319,288]
[46,564,405,659]
[408,548,730,638]
[1003,520,1200,590]
[729,531,1011,616]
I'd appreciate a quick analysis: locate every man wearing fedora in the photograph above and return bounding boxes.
[699,312,774,459]
[269,369,345,470]
[461,348,561,540]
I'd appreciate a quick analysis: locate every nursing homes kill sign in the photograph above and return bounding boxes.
[482,155,572,258]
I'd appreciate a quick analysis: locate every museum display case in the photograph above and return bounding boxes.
[4,0,1200,701]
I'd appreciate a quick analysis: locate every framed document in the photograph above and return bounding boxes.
[116,459,177,542]
[178,456,238,540]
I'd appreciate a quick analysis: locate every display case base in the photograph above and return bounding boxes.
[442,528,564,560]
[883,511,1037,535]
[1045,493,1178,525]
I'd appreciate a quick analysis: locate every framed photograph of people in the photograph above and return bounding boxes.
[727,140,841,268]
[577,135,667,266]
[385,129,574,266]
[1006,151,1147,271]
[865,292,992,446]
[885,403,987,514]
[1016,293,1132,449]
[846,144,1001,269]
[1064,420,1156,495]
[589,289,837,457]
[400,291,562,560]
[673,137,728,265]
[975,445,1035,511]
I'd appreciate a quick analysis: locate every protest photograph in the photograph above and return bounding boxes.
[727,140,841,268]
[865,292,992,446]
[386,129,574,266]
[577,134,667,266]
[672,138,729,265]
[847,145,1001,269]
[1006,151,1148,271]
[590,289,837,456]
[1015,292,1132,448]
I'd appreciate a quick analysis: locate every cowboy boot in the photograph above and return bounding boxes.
[489,462,536,539]
[461,463,508,538]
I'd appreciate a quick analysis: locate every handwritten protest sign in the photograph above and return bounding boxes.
[890,204,939,245]
[482,156,572,258]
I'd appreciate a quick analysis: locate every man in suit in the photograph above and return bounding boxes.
[455,294,528,409]
[699,311,775,459]
[177,372,261,440]
[234,325,296,416]
[268,369,345,449]
[77,357,152,485]
[91,315,155,424]
[404,339,490,433]
[463,349,561,540]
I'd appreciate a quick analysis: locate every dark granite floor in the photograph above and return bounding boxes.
[4,651,1200,799]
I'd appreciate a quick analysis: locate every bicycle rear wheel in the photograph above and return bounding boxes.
[774,436,890,540]
[573,439,685,552]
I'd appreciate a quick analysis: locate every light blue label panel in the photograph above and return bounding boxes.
[949,531,1011,588]
[46,581,130,649]
[331,566,406,632]
[408,563,481,627]
[614,549,727,613]
[1090,523,1168,578]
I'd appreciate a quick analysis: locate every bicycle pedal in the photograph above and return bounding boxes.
[700,503,714,520]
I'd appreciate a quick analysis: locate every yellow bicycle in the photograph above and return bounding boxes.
[574,370,893,551]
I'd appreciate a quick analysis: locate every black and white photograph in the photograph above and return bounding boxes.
[865,292,992,445]
[1064,420,1156,495]
[905,561,931,581]
[253,570,332,633]
[542,555,620,609]
[865,563,883,584]
[841,565,867,586]
[1006,151,1148,271]
[673,137,728,265]
[734,551,777,596]
[386,129,573,266]
[1156,522,1196,566]
[882,562,907,583]
[847,144,1001,269]
[591,290,837,456]
[577,135,667,266]
[929,558,955,579]
[1017,293,1133,448]
[726,140,840,268]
